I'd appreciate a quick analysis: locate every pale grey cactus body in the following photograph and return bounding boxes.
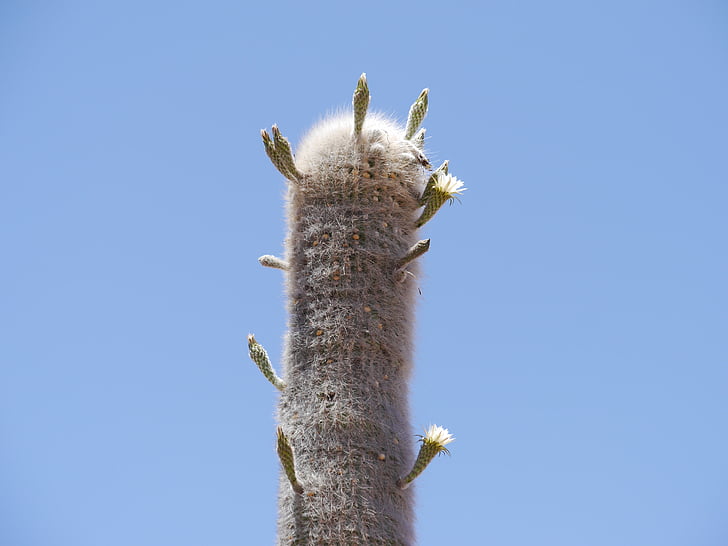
[253,75,462,545]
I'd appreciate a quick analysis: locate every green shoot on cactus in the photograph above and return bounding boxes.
[261,126,303,182]
[272,125,302,181]
[276,427,304,495]
[415,171,466,227]
[261,128,276,159]
[258,254,289,271]
[396,239,431,271]
[397,425,454,489]
[405,88,429,140]
[420,160,449,206]
[353,73,370,138]
[412,127,426,150]
[247,334,286,390]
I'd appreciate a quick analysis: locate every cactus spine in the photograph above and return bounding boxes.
[252,74,464,545]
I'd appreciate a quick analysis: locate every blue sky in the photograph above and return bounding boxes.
[2,1,727,545]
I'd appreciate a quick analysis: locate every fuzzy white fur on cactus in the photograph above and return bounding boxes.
[254,74,462,545]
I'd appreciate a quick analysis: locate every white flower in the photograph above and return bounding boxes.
[433,173,466,198]
[423,424,455,448]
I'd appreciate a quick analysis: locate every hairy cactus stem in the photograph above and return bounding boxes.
[257,74,464,545]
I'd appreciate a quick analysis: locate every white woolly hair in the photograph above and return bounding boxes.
[294,112,426,194]
[295,112,401,167]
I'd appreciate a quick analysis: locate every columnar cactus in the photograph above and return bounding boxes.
[251,74,464,545]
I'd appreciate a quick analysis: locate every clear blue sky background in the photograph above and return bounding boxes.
[2,1,727,545]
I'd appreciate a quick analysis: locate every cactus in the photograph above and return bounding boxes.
[251,74,464,545]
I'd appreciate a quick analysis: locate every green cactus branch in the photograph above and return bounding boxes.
[404,88,429,140]
[353,73,370,138]
[396,239,431,271]
[276,427,304,495]
[415,169,466,228]
[247,334,286,390]
[258,254,289,271]
[261,126,302,182]
[272,125,303,181]
[419,160,449,206]
[397,425,454,490]
[411,127,426,150]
